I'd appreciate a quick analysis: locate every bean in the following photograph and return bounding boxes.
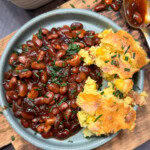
[40,71,48,83]
[42,132,53,138]
[19,70,32,78]
[60,27,70,33]
[9,76,17,89]
[64,121,71,129]
[58,124,64,130]
[52,107,60,115]
[21,119,30,128]
[61,43,68,50]
[54,113,63,128]
[63,108,72,120]
[56,129,69,139]
[59,102,68,111]
[44,124,51,133]
[68,74,77,83]
[47,45,56,56]
[73,42,85,48]
[71,22,83,30]
[48,83,60,94]
[133,12,143,24]
[32,35,43,48]
[71,67,79,74]
[31,61,46,70]
[37,51,45,61]
[105,0,113,5]
[52,42,61,50]
[76,72,87,83]
[27,87,39,99]
[110,1,121,11]
[6,90,18,101]
[27,40,35,47]
[67,54,81,67]
[16,65,24,70]
[94,3,106,12]
[79,66,90,74]
[47,34,58,40]
[70,122,80,132]
[19,83,27,97]
[70,99,78,109]
[3,81,10,90]
[60,86,67,94]
[53,94,60,101]
[41,28,49,35]
[9,53,18,65]
[21,112,34,120]
[55,60,67,67]
[56,50,66,59]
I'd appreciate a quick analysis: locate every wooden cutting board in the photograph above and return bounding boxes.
[0,0,150,150]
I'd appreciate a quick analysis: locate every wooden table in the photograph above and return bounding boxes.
[0,0,150,150]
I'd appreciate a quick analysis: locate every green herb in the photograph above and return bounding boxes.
[49,106,54,112]
[125,56,128,61]
[111,55,117,58]
[39,70,43,72]
[54,97,57,104]
[114,102,116,104]
[43,45,49,50]
[70,4,75,8]
[71,37,78,42]
[93,0,98,3]
[0,111,3,114]
[16,45,22,49]
[94,114,103,122]
[37,28,42,39]
[16,69,19,74]
[123,36,128,39]
[77,31,81,35]
[68,140,73,143]
[13,49,22,54]
[87,5,90,7]
[44,95,49,98]
[28,98,34,101]
[82,0,86,4]
[21,69,29,72]
[58,97,67,106]
[124,45,130,54]
[34,72,39,78]
[88,35,94,38]
[11,136,15,141]
[133,53,136,59]
[8,104,12,108]
[72,110,77,114]
[71,26,76,30]
[62,61,65,67]
[118,54,120,58]
[25,47,29,52]
[97,72,100,77]
[42,84,46,87]
[34,88,42,91]
[135,39,138,41]
[105,60,109,63]
[113,90,123,99]
[101,91,104,95]
[121,45,124,50]
[124,68,130,72]
[37,60,41,63]
[111,60,118,66]
[61,83,68,87]
[106,6,113,11]
[67,43,80,55]
[71,89,76,94]
[114,74,118,78]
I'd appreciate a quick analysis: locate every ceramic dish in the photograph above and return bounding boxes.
[0,9,144,150]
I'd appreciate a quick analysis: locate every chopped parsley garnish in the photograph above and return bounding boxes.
[68,140,73,143]
[133,53,136,59]
[93,0,98,3]
[48,65,60,78]
[42,84,46,87]
[71,37,78,42]
[34,88,42,91]
[94,114,103,122]
[11,136,15,141]
[121,45,124,50]
[70,4,75,8]
[124,68,130,72]
[37,60,41,63]
[21,69,29,72]
[77,31,81,35]
[82,0,86,4]
[125,56,128,61]
[87,5,90,7]
[124,45,130,54]
[28,98,34,101]
[44,95,49,98]
[34,72,39,78]
[105,60,109,63]
[49,106,54,112]
[111,54,117,58]
[0,111,3,114]
[71,26,76,30]
[111,60,118,66]
[25,47,29,52]
[118,54,120,58]
[96,72,100,77]
[39,70,43,72]
[43,45,49,50]
[71,89,76,94]
[58,97,67,106]
[16,69,19,74]
[67,43,80,55]
[101,91,104,95]
[88,35,94,38]
[113,90,123,99]
[61,83,68,87]
[62,61,65,67]
[37,28,42,39]
[72,110,77,114]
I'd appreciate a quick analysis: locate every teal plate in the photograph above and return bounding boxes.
[0,9,144,150]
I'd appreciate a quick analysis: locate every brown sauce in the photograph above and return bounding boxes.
[125,0,147,26]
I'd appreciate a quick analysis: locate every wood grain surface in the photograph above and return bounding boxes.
[0,0,150,150]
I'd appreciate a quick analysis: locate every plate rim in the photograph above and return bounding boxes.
[0,8,144,150]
